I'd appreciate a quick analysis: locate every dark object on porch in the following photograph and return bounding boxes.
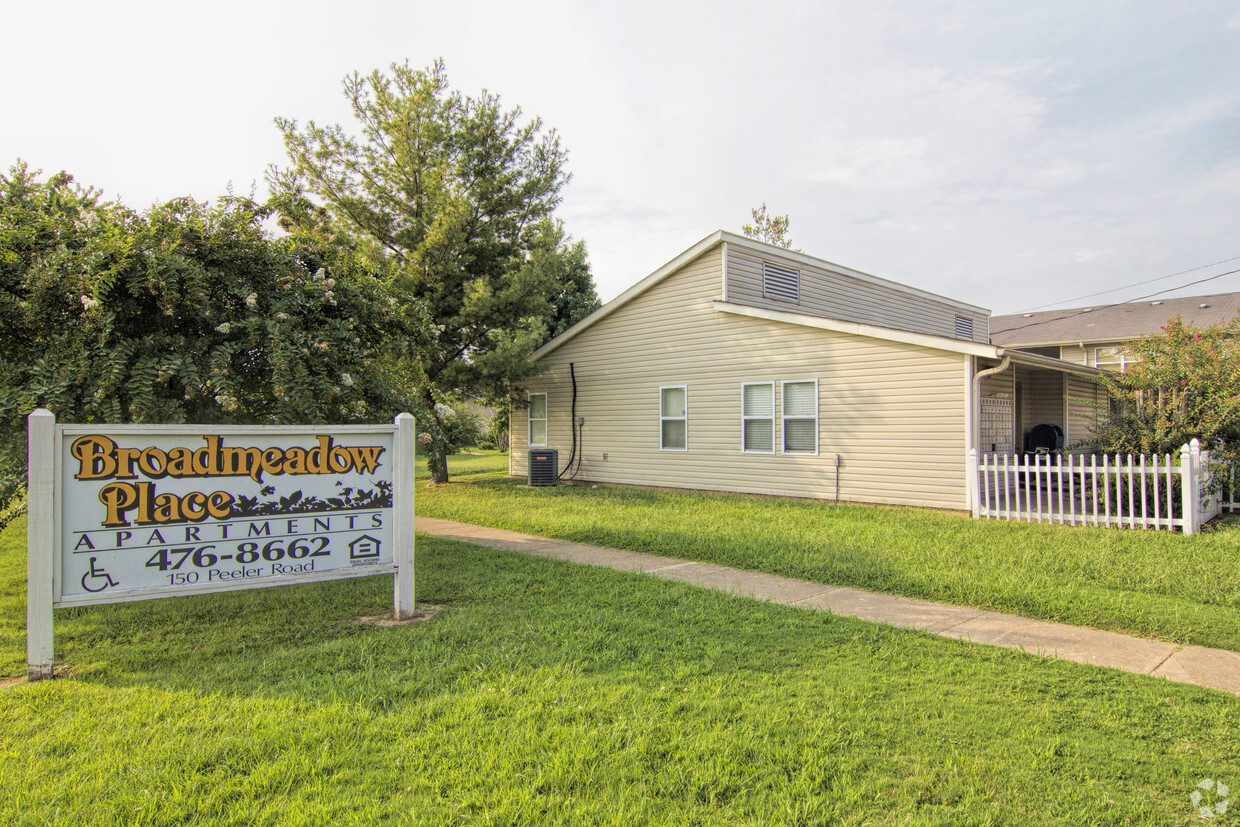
[1022,424,1065,490]
[1025,424,1064,454]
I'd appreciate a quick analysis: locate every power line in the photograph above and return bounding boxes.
[1014,254,1240,314]
[995,266,1240,337]
[1124,266,1240,304]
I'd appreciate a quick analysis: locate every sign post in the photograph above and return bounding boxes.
[25,410,415,680]
[26,409,55,681]
[392,412,416,619]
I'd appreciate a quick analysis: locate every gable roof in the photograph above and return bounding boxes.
[532,230,988,361]
[991,292,1240,347]
[528,230,1101,377]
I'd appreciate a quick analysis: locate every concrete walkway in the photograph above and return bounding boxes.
[417,518,1240,696]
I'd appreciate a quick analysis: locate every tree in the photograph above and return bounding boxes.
[742,203,794,249]
[1090,315,1240,467]
[269,60,594,483]
[537,226,600,346]
[0,161,416,506]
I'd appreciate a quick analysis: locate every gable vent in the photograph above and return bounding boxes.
[954,315,974,340]
[762,261,799,303]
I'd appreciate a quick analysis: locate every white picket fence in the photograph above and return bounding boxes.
[968,439,1221,534]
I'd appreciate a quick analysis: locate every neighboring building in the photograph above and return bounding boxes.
[510,231,1105,511]
[991,292,1240,370]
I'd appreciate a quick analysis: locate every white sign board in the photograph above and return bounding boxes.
[26,412,416,679]
[57,425,399,605]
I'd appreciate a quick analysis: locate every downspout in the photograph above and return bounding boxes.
[971,355,1012,452]
[969,355,1011,515]
[721,240,729,301]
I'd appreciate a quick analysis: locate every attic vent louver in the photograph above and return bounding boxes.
[955,315,974,340]
[762,261,799,303]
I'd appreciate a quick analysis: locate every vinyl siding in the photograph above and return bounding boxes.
[979,368,1015,399]
[1015,365,1064,449]
[725,245,990,342]
[512,246,971,510]
[1065,374,1107,448]
[1058,344,1088,365]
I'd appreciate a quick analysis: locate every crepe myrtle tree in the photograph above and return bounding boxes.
[0,161,420,505]
[269,59,595,483]
[1092,315,1240,468]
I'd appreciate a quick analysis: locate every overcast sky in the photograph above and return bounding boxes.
[5,1,1239,315]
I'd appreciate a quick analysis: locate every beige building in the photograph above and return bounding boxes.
[991,292,1240,370]
[988,294,1240,456]
[511,232,1105,511]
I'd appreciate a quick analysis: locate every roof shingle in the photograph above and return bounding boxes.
[990,292,1240,347]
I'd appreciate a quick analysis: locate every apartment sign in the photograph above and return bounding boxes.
[26,413,417,679]
[60,427,403,604]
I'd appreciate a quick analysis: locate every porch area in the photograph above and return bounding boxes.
[968,441,1222,534]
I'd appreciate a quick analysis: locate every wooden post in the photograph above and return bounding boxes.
[26,409,55,680]
[392,413,416,619]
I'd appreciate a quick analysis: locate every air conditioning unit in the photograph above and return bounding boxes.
[528,449,558,486]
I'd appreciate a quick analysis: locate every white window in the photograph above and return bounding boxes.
[660,386,687,451]
[528,393,547,446]
[742,382,775,453]
[781,380,818,454]
[1095,346,1138,372]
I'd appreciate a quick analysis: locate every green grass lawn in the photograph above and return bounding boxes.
[415,464,1240,653]
[1,512,1238,824]
[413,449,508,481]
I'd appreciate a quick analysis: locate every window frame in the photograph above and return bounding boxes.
[741,381,776,454]
[780,379,819,455]
[527,392,548,447]
[1095,346,1138,372]
[659,385,688,452]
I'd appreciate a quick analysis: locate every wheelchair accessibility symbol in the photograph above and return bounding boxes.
[81,557,118,593]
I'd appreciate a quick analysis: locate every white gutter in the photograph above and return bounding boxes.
[974,355,1012,385]
[968,356,1011,514]
[1000,348,1105,376]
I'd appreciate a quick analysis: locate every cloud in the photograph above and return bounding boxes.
[802,60,1050,195]
[1074,248,1114,264]
[4,0,1239,314]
